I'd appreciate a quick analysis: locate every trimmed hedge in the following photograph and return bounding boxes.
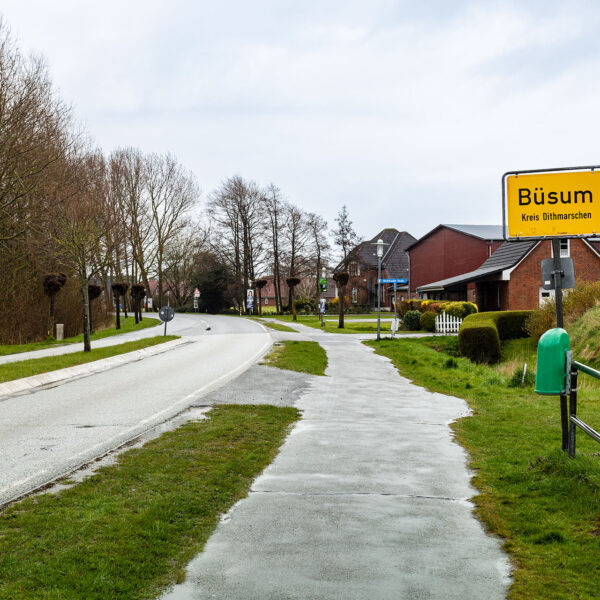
[419,311,437,332]
[458,310,533,364]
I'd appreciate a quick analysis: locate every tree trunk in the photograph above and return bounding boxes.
[82,280,91,352]
[291,285,297,321]
[257,288,262,315]
[48,295,55,338]
[89,298,94,334]
[115,295,121,330]
[338,285,345,329]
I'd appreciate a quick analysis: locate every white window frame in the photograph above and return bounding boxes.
[551,239,570,258]
[352,287,358,303]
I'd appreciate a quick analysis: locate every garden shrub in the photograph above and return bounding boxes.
[458,310,532,364]
[419,310,437,332]
[526,281,600,340]
[403,310,422,331]
[443,301,478,319]
[398,301,409,316]
[295,297,316,314]
[458,315,501,364]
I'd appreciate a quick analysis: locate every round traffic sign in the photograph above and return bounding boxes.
[159,306,175,322]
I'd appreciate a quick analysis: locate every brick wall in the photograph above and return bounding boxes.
[508,240,600,310]
[409,227,498,294]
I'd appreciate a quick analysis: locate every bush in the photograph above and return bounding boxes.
[419,311,437,332]
[428,302,443,314]
[295,297,316,314]
[403,310,422,331]
[526,281,600,340]
[458,310,533,364]
[458,316,501,364]
[442,301,478,319]
[398,301,409,317]
[508,365,536,388]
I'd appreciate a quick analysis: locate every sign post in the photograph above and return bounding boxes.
[193,288,200,312]
[503,165,600,452]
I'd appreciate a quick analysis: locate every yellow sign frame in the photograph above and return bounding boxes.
[503,166,600,240]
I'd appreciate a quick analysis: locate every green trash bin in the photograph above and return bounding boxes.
[535,328,570,395]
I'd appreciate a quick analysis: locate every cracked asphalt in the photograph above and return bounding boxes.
[161,324,511,599]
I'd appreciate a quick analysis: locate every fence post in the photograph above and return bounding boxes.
[568,367,578,458]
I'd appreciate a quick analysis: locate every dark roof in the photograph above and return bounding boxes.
[417,240,538,292]
[336,228,417,275]
[406,224,504,251]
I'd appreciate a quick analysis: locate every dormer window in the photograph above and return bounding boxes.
[349,262,360,276]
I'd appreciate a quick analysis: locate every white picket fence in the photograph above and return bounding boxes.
[435,312,463,334]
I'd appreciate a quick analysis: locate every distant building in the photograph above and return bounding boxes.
[417,238,600,310]
[407,224,504,301]
[336,228,417,309]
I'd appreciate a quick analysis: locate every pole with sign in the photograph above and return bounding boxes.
[503,165,600,452]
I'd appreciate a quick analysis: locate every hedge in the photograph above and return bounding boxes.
[458,310,533,364]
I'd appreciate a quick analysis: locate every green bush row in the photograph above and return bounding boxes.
[458,310,533,364]
[398,300,478,319]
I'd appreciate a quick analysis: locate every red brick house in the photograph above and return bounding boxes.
[257,276,337,309]
[337,228,417,309]
[407,224,504,301]
[416,238,600,310]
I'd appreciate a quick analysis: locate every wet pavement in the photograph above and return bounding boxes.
[160,325,511,599]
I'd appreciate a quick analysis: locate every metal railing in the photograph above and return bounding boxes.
[564,351,600,457]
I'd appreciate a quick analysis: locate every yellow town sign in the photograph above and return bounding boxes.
[503,167,600,239]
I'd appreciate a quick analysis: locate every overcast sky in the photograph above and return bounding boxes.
[2,1,600,239]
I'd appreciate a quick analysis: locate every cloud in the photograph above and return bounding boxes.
[2,0,600,238]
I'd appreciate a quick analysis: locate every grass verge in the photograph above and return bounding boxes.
[261,321,298,333]
[262,340,328,376]
[0,405,300,599]
[256,314,394,334]
[0,336,178,383]
[0,316,161,356]
[366,337,600,599]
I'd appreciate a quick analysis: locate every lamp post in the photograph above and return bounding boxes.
[376,238,384,341]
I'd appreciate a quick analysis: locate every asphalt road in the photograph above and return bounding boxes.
[0,314,271,506]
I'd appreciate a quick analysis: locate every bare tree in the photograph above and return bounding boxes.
[145,153,199,307]
[306,212,330,297]
[163,224,208,308]
[208,176,266,311]
[263,184,285,313]
[332,206,361,328]
[109,148,156,299]
[50,151,119,351]
[282,203,311,308]
[333,205,361,269]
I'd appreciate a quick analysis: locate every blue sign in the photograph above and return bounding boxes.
[379,278,407,284]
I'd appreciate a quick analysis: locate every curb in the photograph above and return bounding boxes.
[0,338,188,400]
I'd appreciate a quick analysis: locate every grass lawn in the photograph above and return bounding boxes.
[258,314,395,334]
[0,336,178,383]
[260,321,298,333]
[262,340,328,376]
[0,316,161,357]
[0,405,300,599]
[366,336,600,599]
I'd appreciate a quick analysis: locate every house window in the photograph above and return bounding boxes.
[551,239,570,258]
[265,298,269,304]
[349,262,360,276]
[352,288,358,303]
[539,287,555,305]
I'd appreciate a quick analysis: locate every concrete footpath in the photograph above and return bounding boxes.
[161,326,511,599]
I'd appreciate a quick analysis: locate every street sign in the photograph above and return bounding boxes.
[159,305,175,336]
[379,278,407,284]
[541,257,575,290]
[159,306,175,322]
[193,288,201,297]
[503,166,600,239]
[318,278,327,292]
